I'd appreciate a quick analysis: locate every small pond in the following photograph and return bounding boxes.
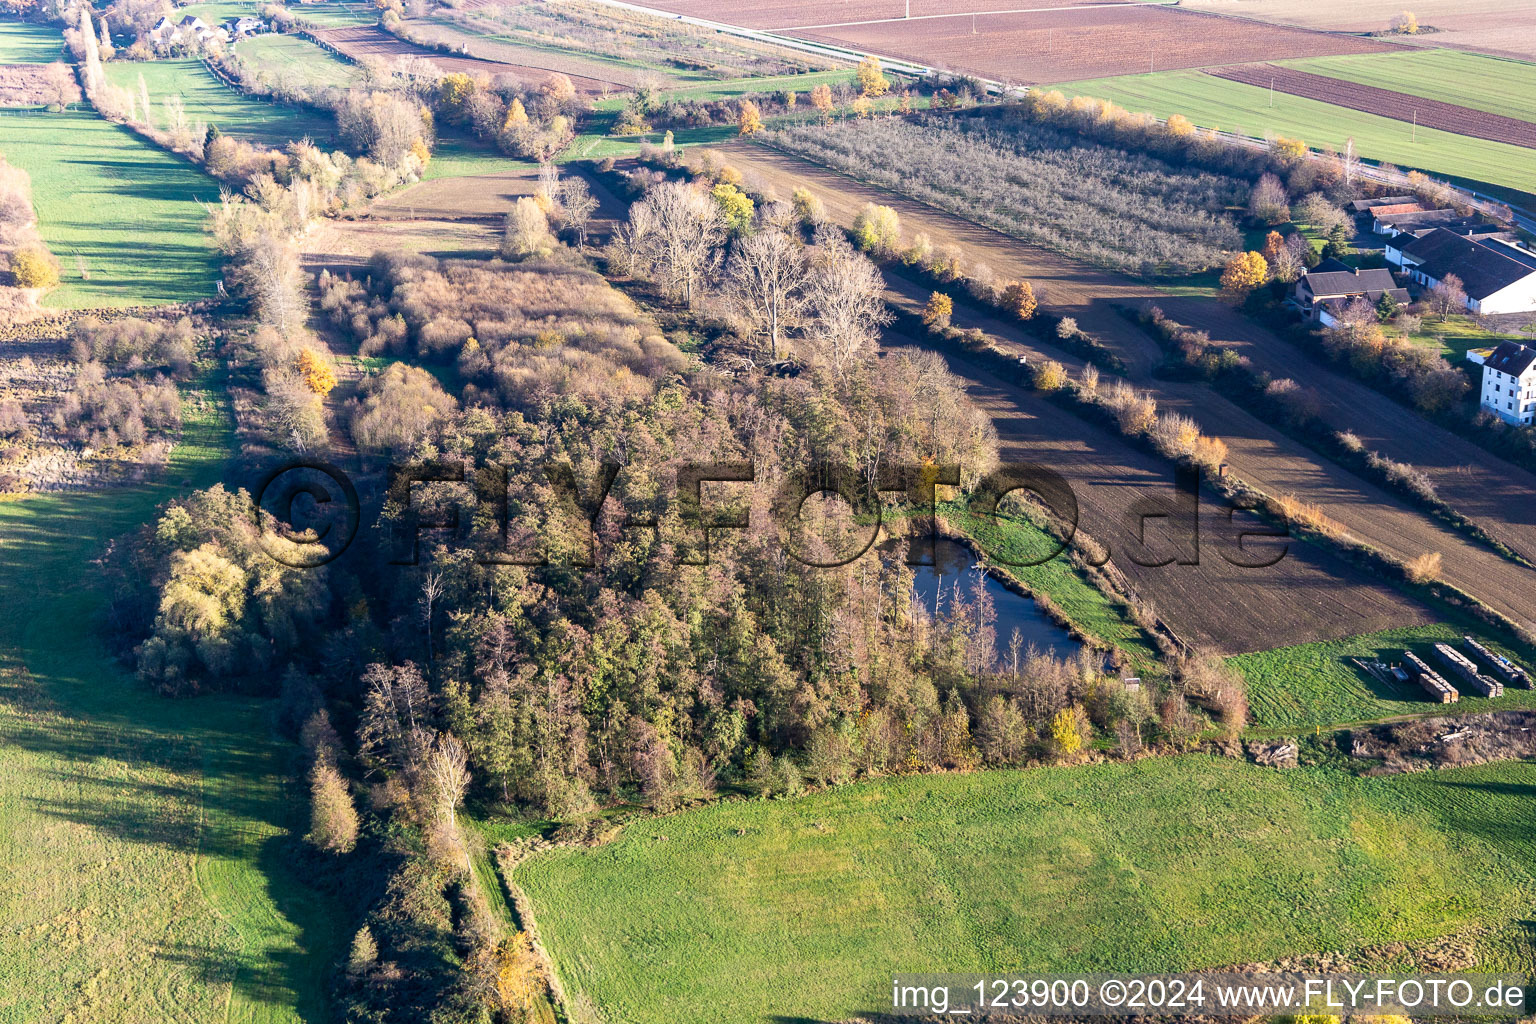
[905,538,1082,662]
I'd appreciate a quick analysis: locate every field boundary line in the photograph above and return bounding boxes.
[779,0,1176,31]
[580,0,925,73]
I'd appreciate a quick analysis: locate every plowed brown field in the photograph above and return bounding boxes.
[637,0,1142,30]
[789,6,1391,83]
[712,143,1536,638]
[1210,64,1536,148]
[311,25,614,92]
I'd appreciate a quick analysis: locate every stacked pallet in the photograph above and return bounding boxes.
[1434,643,1504,698]
[1463,636,1532,689]
[1403,651,1459,703]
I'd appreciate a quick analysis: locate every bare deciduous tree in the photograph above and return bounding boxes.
[1427,272,1468,320]
[558,176,598,248]
[803,230,892,373]
[726,229,808,362]
[616,180,723,307]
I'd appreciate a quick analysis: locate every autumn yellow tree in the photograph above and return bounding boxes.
[737,98,763,136]
[503,96,529,129]
[856,54,889,97]
[921,291,952,330]
[1261,230,1286,268]
[1220,251,1269,298]
[11,246,59,289]
[296,349,337,396]
[1033,359,1068,391]
[999,280,1037,320]
[851,95,873,119]
[810,83,834,123]
[1049,706,1086,757]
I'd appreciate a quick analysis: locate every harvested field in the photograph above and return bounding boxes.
[1209,64,1536,149]
[1182,0,1536,62]
[0,63,78,107]
[790,6,1392,84]
[636,0,1143,30]
[437,0,835,77]
[309,25,613,92]
[300,162,627,272]
[712,144,1536,635]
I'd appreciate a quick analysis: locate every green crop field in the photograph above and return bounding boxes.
[232,32,361,90]
[0,382,338,1023]
[1230,624,1536,729]
[516,755,1536,1024]
[0,108,220,307]
[1280,49,1536,124]
[104,59,334,149]
[0,19,63,63]
[1047,70,1536,201]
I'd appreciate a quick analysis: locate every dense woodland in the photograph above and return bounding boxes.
[93,160,1251,1020]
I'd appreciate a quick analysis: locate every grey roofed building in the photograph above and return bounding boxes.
[1396,228,1536,314]
[1486,340,1536,378]
[1294,264,1409,324]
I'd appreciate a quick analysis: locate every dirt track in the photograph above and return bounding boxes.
[714,143,1536,634]
[1209,64,1536,149]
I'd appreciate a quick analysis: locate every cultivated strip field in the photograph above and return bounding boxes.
[718,144,1536,634]
[1209,63,1536,149]
[1280,49,1536,124]
[519,756,1536,1024]
[790,6,1392,83]
[311,25,614,91]
[1045,70,1536,198]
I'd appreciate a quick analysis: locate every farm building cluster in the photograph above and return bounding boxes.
[1294,196,1536,326]
[1357,637,1531,704]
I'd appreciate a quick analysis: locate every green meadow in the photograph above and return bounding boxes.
[232,32,362,91]
[516,755,1536,1024]
[1047,70,1536,202]
[1281,49,1536,124]
[105,59,334,149]
[1230,624,1536,730]
[0,19,63,63]
[0,107,221,307]
[0,384,338,1023]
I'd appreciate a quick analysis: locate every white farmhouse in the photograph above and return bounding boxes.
[1396,228,1536,315]
[1469,341,1536,425]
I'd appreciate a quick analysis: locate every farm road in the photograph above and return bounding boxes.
[715,143,1536,630]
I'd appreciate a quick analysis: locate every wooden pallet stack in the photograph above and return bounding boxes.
[1463,636,1532,689]
[1434,643,1504,698]
[1403,651,1459,703]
